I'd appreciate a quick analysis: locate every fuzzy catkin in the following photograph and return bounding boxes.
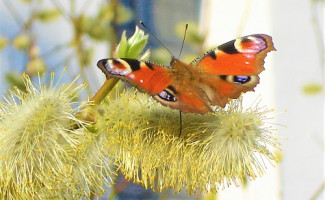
[0,74,113,200]
[97,89,280,194]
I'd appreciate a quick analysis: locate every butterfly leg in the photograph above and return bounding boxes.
[179,111,182,137]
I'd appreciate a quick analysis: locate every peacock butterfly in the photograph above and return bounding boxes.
[97,34,275,114]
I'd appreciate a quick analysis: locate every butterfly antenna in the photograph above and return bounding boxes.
[178,24,188,58]
[179,111,182,137]
[140,21,175,57]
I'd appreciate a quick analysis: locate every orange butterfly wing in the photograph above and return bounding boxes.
[97,58,172,94]
[97,58,212,114]
[192,34,275,107]
[194,34,274,75]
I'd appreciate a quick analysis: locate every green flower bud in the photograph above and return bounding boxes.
[26,58,46,76]
[13,34,30,50]
[19,0,34,3]
[29,45,40,58]
[115,31,128,57]
[302,82,322,95]
[115,26,149,59]
[78,14,91,33]
[5,72,26,91]
[139,49,150,60]
[115,3,133,24]
[35,9,61,23]
[97,2,132,24]
[0,36,9,50]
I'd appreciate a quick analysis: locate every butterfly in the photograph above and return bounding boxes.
[97,34,275,114]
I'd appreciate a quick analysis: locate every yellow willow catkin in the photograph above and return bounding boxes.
[0,73,113,200]
[96,89,280,194]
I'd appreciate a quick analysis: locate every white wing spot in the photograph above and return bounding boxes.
[128,74,135,79]
[107,59,132,76]
[235,36,266,54]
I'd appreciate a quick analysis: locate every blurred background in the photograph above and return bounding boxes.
[0,0,324,199]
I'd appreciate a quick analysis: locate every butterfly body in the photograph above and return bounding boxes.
[97,34,275,114]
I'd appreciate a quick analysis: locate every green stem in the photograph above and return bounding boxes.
[310,181,325,200]
[310,0,324,71]
[88,0,120,105]
[90,79,119,104]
